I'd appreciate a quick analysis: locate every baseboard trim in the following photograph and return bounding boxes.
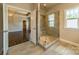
[60,38,79,47]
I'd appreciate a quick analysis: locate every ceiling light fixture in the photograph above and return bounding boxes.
[9,13,13,16]
[43,4,46,7]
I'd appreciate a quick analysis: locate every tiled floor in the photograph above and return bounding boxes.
[8,41,79,55]
[42,41,79,55]
[8,41,44,55]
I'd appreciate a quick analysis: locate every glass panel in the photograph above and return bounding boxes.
[48,13,55,27]
[66,9,73,19]
[66,19,78,28]
[70,9,74,18]
[49,22,54,27]
[66,10,70,19]
[73,8,79,18]
[48,14,54,19]
[66,8,79,19]
[48,19,54,21]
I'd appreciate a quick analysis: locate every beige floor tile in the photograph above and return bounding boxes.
[8,41,79,55]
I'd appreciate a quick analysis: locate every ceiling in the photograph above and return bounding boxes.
[8,6,30,16]
[8,3,60,15]
[40,3,60,11]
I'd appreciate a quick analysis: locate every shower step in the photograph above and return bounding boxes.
[44,39,59,49]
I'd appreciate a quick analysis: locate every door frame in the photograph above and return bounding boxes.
[3,3,40,55]
[3,4,34,54]
[3,3,8,55]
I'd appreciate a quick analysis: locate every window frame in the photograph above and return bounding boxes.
[64,8,79,29]
[48,13,55,27]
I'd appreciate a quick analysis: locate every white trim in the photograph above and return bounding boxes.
[3,3,8,55]
[37,4,41,43]
[60,38,79,47]
[8,5,31,12]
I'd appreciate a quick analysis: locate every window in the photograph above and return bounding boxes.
[65,8,79,28]
[48,13,55,27]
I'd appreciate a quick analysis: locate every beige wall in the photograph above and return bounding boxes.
[7,3,32,32]
[8,13,27,32]
[40,9,48,36]
[48,3,79,44]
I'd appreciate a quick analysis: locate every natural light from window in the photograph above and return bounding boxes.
[65,8,79,29]
[48,13,55,27]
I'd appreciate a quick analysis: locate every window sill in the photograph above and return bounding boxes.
[64,27,79,30]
